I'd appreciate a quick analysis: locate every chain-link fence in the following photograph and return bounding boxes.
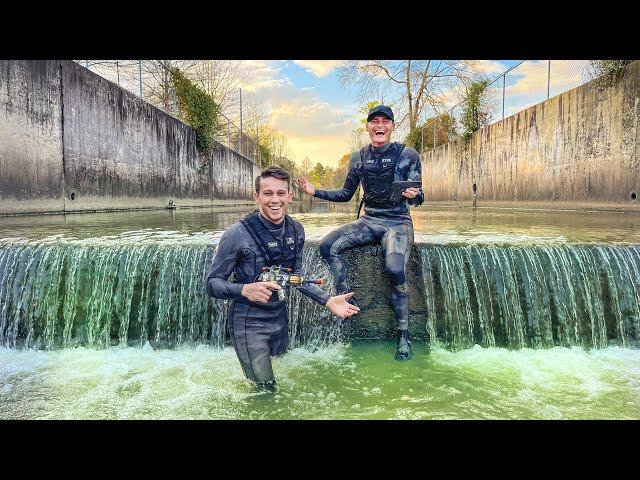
[215,112,263,163]
[75,60,263,165]
[416,60,593,153]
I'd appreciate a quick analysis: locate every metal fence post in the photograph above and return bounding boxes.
[239,88,243,156]
[547,60,551,100]
[138,60,143,99]
[421,127,424,153]
[116,61,120,86]
[502,73,506,120]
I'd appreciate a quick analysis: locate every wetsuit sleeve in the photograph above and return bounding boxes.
[313,153,361,202]
[405,148,425,207]
[205,227,246,300]
[292,225,331,306]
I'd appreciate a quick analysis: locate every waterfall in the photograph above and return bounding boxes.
[420,244,640,350]
[2,233,639,351]
[0,234,334,350]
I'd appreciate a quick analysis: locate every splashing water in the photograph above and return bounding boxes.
[1,342,638,419]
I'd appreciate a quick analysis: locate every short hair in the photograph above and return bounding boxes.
[255,165,291,193]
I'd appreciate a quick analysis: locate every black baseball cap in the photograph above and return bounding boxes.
[367,105,394,122]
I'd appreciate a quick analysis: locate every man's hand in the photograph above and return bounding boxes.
[325,292,360,319]
[241,282,281,304]
[294,177,316,196]
[401,187,420,199]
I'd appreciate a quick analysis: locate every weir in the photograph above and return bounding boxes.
[2,233,638,351]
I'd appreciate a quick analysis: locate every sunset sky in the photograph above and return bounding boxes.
[236,60,591,169]
[88,59,592,170]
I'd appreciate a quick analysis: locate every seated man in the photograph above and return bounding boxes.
[295,105,424,361]
[205,166,359,392]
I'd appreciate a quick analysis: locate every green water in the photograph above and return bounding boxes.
[2,205,640,419]
[1,342,638,419]
[2,204,640,244]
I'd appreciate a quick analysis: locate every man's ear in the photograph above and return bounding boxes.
[253,191,259,202]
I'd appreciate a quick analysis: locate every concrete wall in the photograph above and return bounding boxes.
[0,60,261,215]
[422,61,640,210]
[0,60,65,213]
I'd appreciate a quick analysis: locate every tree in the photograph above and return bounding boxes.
[460,80,491,141]
[300,156,312,177]
[189,61,252,118]
[252,124,294,169]
[348,100,379,152]
[587,60,633,88]
[308,162,327,187]
[142,61,198,113]
[337,60,479,135]
[170,67,220,153]
[405,113,456,151]
[331,154,351,188]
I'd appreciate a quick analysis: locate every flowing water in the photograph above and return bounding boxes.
[1,343,638,419]
[1,204,640,419]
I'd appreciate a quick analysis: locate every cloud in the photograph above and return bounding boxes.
[268,95,360,163]
[234,62,361,164]
[474,60,507,74]
[239,60,291,92]
[293,60,345,77]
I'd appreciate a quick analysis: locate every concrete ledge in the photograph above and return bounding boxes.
[306,243,430,340]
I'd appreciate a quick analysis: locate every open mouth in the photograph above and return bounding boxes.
[268,206,282,212]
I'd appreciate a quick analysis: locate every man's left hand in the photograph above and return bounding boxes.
[325,292,360,319]
[402,187,420,199]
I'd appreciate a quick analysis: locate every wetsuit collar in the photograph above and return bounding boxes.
[258,212,285,230]
[371,142,392,155]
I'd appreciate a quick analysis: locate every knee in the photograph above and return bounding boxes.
[319,235,336,260]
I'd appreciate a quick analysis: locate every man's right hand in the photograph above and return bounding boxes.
[294,177,316,196]
[241,282,281,304]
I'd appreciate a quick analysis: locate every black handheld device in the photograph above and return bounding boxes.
[389,181,422,203]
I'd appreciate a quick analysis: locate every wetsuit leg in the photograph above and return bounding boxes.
[228,302,288,384]
[318,218,378,294]
[380,220,414,330]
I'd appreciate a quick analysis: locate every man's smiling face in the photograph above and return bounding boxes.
[254,176,292,224]
[367,114,395,147]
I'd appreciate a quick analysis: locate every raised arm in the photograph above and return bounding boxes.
[296,152,361,203]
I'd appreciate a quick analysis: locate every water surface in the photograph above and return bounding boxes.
[1,342,638,419]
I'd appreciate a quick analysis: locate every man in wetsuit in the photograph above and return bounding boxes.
[295,105,424,361]
[205,166,360,392]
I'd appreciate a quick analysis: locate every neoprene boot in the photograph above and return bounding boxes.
[256,379,277,393]
[394,329,412,361]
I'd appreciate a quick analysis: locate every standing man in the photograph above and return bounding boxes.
[295,105,424,361]
[206,166,359,392]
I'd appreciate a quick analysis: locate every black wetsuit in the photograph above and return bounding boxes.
[314,142,424,330]
[205,211,330,384]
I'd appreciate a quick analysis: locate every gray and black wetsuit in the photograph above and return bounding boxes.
[205,211,330,384]
[314,142,424,331]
